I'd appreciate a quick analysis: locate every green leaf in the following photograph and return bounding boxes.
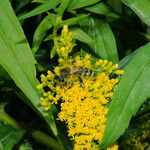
[85,2,119,18]
[18,0,60,20]
[57,0,72,16]
[68,0,101,10]
[107,0,122,14]
[32,0,47,3]
[71,27,94,47]
[100,43,150,148]
[80,17,118,63]
[119,50,138,69]
[122,0,150,26]
[0,0,57,136]
[32,13,56,54]
[0,124,25,150]
[15,0,30,13]
[57,14,89,28]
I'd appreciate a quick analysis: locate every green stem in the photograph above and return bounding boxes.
[0,112,64,150]
[31,130,64,150]
[0,112,20,128]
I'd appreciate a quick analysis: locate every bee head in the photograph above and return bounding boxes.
[60,67,71,78]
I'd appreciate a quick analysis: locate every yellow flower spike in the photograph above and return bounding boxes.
[125,118,150,150]
[84,53,91,60]
[107,61,113,67]
[58,58,64,64]
[43,92,48,97]
[112,64,118,69]
[115,70,124,75]
[60,47,65,53]
[40,74,46,79]
[75,55,80,61]
[40,101,48,107]
[54,66,60,75]
[62,25,68,37]
[107,144,119,150]
[53,25,75,59]
[44,106,50,111]
[47,70,51,75]
[37,50,124,149]
[95,59,103,66]
[37,84,43,89]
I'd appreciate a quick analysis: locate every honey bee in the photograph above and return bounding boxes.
[70,67,95,77]
[54,67,70,84]
[55,66,95,88]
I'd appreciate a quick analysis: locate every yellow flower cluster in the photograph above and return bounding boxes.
[37,25,123,149]
[53,25,74,59]
[37,53,123,149]
[125,119,150,150]
[107,144,119,150]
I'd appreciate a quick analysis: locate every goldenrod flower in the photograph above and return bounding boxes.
[37,54,123,149]
[125,119,150,150]
[53,25,75,59]
[37,25,124,149]
[107,144,119,150]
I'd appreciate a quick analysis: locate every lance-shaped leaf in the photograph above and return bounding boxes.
[85,2,119,18]
[32,13,56,54]
[32,0,47,3]
[57,14,89,28]
[71,27,94,47]
[0,0,57,136]
[89,18,118,63]
[19,0,60,19]
[68,0,101,10]
[100,43,150,148]
[15,0,30,13]
[122,0,150,27]
[57,0,72,16]
[0,124,25,150]
[79,17,118,63]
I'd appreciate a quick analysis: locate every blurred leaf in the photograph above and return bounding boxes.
[50,47,57,59]
[0,0,57,136]
[80,17,118,63]
[107,0,122,14]
[68,0,101,10]
[85,2,119,18]
[44,34,54,41]
[19,0,60,19]
[100,43,150,148]
[0,124,25,150]
[32,13,56,54]
[0,65,10,79]
[57,0,71,16]
[15,0,30,13]
[122,0,150,26]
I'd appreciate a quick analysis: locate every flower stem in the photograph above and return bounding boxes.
[0,112,20,128]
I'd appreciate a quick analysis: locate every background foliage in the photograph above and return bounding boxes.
[0,0,150,149]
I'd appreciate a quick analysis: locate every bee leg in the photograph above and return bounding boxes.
[78,76,85,88]
[91,71,95,76]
